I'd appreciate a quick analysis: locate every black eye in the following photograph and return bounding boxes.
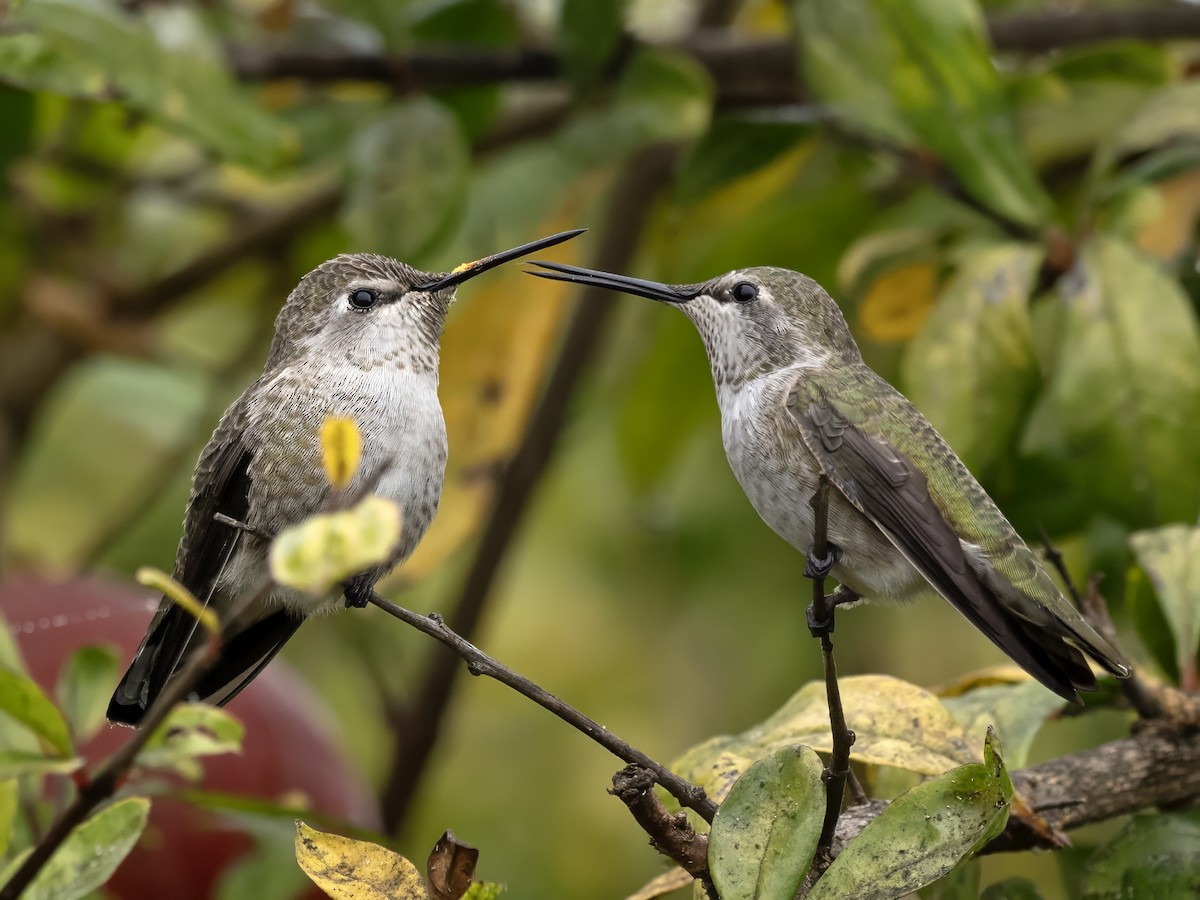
[349,289,377,310]
[732,281,758,302]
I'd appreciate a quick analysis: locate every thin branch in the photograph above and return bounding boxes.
[0,579,271,900]
[805,475,855,871]
[367,592,717,822]
[611,765,712,885]
[379,144,680,833]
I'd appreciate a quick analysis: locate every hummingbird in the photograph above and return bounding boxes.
[529,261,1131,702]
[107,229,584,726]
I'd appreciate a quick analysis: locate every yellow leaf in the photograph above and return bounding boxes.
[674,675,979,802]
[295,821,428,900]
[136,567,219,636]
[857,262,937,343]
[1137,169,1200,262]
[321,417,363,492]
[269,496,402,595]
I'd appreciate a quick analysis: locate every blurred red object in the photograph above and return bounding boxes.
[1,573,380,899]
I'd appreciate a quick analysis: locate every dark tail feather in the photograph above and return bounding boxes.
[107,605,303,727]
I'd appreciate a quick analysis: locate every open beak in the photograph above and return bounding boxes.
[415,229,586,292]
[526,261,700,304]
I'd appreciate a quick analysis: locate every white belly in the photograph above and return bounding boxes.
[227,364,447,615]
[716,372,923,601]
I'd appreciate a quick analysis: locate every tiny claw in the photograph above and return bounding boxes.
[807,604,835,638]
[805,544,840,580]
[342,576,372,609]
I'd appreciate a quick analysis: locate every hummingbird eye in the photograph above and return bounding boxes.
[348,288,378,311]
[732,281,758,303]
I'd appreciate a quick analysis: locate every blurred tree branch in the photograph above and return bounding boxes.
[378,143,679,834]
[227,5,1200,105]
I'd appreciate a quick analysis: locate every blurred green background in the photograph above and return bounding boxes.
[3,0,1200,897]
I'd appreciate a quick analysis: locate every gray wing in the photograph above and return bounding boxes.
[788,381,1101,703]
[108,396,301,725]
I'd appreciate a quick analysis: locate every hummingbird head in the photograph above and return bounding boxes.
[529,263,860,386]
[266,229,585,371]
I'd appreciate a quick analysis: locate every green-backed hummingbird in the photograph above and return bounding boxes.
[107,229,584,726]
[529,261,1130,702]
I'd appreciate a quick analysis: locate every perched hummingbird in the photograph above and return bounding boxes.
[530,261,1131,702]
[107,230,583,726]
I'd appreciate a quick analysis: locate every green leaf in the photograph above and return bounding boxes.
[709,745,825,900]
[676,115,814,206]
[7,356,209,568]
[980,877,1045,900]
[343,98,470,260]
[674,676,978,803]
[795,0,1052,229]
[0,751,83,780]
[920,860,979,899]
[1129,524,1200,686]
[2,0,291,168]
[463,883,505,899]
[558,47,711,170]
[902,242,1041,478]
[941,680,1064,769]
[0,665,74,758]
[1083,812,1200,899]
[809,730,1012,900]
[56,645,119,745]
[136,703,244,777]
[0,780,16,858]
[0,797,149,900]
[560,0,627,90]
[1024,236,1200,526]
[1108,82,1200,165]
[269,495,403,596]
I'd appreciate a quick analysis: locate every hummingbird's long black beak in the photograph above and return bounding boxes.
[415,229,587,292]
[527,261,700,304]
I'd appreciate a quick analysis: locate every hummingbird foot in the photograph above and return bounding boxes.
[804,544,841,580]
[806,585,859,638]
[342,575,375,609]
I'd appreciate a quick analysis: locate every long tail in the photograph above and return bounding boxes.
[107,602,303,727]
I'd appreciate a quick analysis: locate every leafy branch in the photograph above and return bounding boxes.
[0,578,269,900]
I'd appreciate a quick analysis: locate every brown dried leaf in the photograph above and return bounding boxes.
[426,830,478,900]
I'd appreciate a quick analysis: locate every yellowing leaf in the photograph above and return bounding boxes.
[294,820,428,900]
[858,262,937,343]
[321,417,363,492]
[674,675,978,802]
[136,567,218,636]
[1137,169,1200,262]
[270,496,402,595]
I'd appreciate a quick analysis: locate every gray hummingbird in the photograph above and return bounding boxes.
[530,261,1131,702]
[107,229,583,726]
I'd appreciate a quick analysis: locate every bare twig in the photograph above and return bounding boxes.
[806,475,855,871]
[1038,532,1167,720]
[0,579,271,900]
[611,765,712,885]
[367,592,717,821]
[379,144,680,833]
